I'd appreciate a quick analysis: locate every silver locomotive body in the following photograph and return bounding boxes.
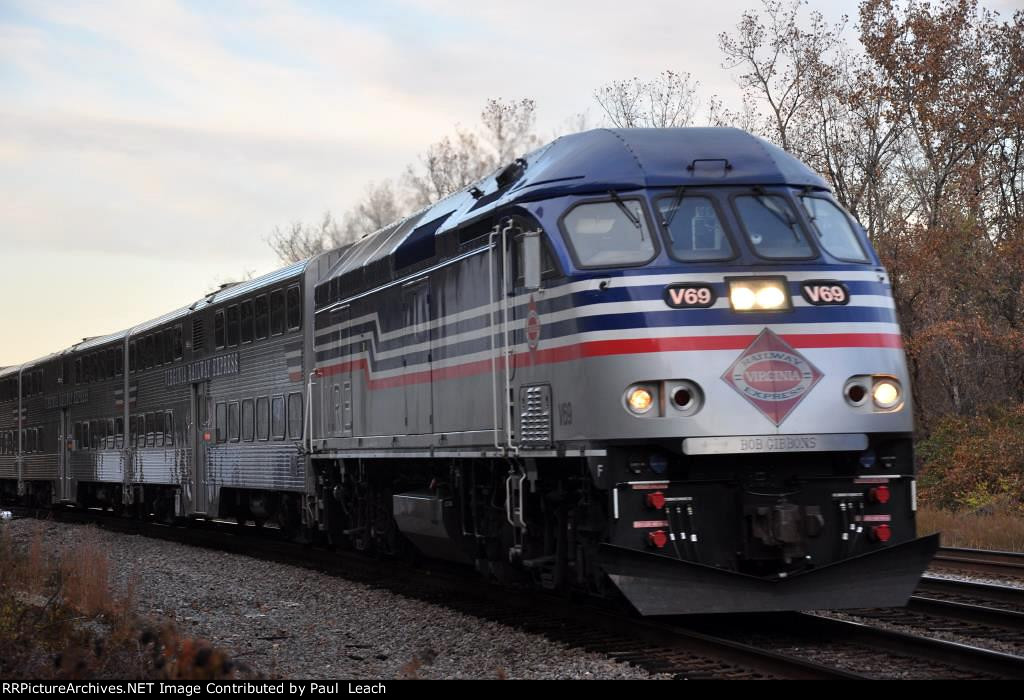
[308,128,936,613]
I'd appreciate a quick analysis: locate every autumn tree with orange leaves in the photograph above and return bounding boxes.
[718,0,1024,509]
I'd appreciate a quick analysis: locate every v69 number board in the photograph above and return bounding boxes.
[664,283,716,309]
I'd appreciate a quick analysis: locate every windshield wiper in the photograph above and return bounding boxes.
[800,196,826,240]
[608,189,642,230]
[755,194,801,242]
[662,186,686,229]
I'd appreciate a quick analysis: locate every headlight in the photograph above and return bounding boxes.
[730,286,756,310]
[728,278,789,311]
[872,379,902,409]
[626,387,654,414]
[755,286,786,309]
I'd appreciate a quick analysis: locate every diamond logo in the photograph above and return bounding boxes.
[722,329,823,426]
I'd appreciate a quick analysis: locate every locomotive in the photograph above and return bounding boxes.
[0,128,938,614]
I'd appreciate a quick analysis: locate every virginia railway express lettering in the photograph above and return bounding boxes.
[45,389,90,409]
[165,352,240,387]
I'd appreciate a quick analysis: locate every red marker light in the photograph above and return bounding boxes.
[870,486,891,504]
[646,491,666,510]
[648,530,668,549]
[871,524,892,543]
[203,431,212,442]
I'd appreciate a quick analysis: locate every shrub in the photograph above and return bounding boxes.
[917,402,1024,512]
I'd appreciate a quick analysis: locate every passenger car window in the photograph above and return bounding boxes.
[256,397,270,440]
[287,285,301,331]
[270,290,285,336]
[228,402,240,442]
[240,300,254,344]
[215,403,227,443]
[562,199,656,267]
[656,195,735,261]
[226,305,240,347]
[165,412,174,447]
[173,324,184,360]
[163,328,174,364]
[215,311,225,349]
[242,399,254,441]
[287,393,303,440]
[271,396,285,440]
[800,197,869,263]
[255,295,269,340]
[734,195,815,259]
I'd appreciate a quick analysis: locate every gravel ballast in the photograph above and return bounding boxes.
[3,519,658,679]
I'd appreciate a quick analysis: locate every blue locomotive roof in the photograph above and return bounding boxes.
[509,128,830,199]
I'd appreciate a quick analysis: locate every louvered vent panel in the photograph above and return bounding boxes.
[519,384,552,447]
[192,318,205,353]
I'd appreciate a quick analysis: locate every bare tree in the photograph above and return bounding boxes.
[267,211,344,264]
[595,77,644,128]
[338,180,405,241]
[594,71,701,128]
[269,98,542,263]
[404,97,541,209]
[552,110,592,139]
[718,0,844,153]
[706,94,761,132]
[403,129,490,209]
[480,98,540,163]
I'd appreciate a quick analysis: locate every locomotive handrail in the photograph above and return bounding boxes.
[306,370,319,454]
[500,220,518,456]
[487,221,520,455]
[487,225,502,451]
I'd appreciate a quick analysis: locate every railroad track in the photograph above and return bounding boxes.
[680,611,1024,679]
[932,547,1024,579]
[821,575,1024,659]
[917,575,1024,611]
[6,506,1024,679]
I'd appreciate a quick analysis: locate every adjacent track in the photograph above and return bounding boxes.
[917,575,1024,611]
[933,547,1024,579]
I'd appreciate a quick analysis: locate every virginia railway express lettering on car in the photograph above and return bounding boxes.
[0,128,937,615]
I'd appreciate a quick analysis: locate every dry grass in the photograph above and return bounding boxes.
[0,522,246,680]
[917,503,1024,552]
[60,531,115,616]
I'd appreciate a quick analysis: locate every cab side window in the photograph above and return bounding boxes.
[561,199,656,268]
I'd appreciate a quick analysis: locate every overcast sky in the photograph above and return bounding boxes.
[1,0,1016,366]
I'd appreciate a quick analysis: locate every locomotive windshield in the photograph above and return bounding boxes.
[800,196,869,263]
[734,194,815,259]
[562,199,656,267]
[656,195,735,261]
